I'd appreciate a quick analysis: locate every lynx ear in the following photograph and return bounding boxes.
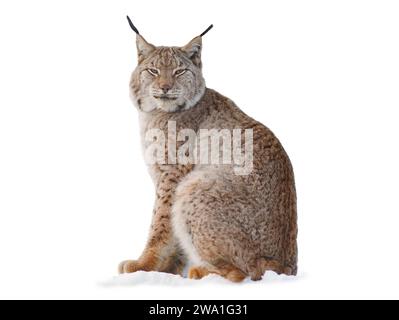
[126,16,155,62]
[181,25,213,67]
[182,36,203,66]
[136,34,155,62]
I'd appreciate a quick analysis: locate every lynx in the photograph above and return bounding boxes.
[119,17,298,282]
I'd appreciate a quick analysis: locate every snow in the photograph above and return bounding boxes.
[101,271,298,287]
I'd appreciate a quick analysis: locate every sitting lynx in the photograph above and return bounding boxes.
[119,18,298,282]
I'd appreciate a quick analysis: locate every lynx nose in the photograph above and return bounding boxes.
[160,83,172,94]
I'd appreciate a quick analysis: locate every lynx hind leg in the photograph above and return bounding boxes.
[172,173,261,283]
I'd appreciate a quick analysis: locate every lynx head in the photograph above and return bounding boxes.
[127,17,212,113]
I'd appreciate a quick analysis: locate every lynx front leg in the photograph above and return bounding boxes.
[118,198,182,275]
[119,171,187,275]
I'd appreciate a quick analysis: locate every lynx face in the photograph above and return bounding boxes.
[130,35,206,113]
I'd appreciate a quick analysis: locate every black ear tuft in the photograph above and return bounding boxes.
[126,16,140,35]
[200,24,214,37]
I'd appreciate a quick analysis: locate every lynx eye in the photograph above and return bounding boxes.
[147,68,159,76]
[174,69,187,76]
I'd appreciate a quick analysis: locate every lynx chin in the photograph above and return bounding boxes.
[119,17,298,282]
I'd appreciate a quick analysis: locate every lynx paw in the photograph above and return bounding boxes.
[188,266,211,280]
[188,265,246,283]
[118,260,142,274]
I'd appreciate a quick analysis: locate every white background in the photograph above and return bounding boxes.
[0,0,398,300]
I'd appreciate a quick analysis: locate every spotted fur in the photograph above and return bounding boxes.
[119,32,298,282]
